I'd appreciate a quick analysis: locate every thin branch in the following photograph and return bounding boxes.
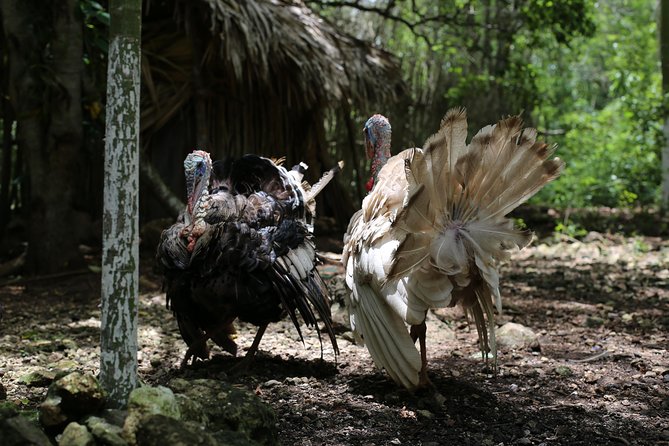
[306,0,440,46]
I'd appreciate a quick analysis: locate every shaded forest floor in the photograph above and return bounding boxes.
[0,231,668,445]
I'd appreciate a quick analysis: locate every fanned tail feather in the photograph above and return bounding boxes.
[393,110,564,362]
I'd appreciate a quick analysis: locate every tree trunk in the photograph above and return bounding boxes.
[0,95,12,235]
[100,0,142,408]
[660,0,669,212]
[1,0,83,273]
[0,15,11,236]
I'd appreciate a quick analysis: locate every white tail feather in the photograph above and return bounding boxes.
[393,111,564,364]
[350,282,422,389]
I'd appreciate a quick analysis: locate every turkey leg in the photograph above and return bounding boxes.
[181,337,210,368]
[229,322,268,374]
[410,321,430,388]
[180,321,237,368]
[245,322,268,358]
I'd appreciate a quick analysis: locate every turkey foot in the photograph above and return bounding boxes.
[180,336,210,369]
[410,321,431,388]
[180,323,237,369]
[228,323,268,375]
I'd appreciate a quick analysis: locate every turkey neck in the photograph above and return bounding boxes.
[185,171,210,228]
[368,132,391,191]
[191,189,209,223]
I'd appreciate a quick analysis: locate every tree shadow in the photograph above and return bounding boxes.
[341,355,665,445]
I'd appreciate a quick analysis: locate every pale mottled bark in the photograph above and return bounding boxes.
[100,0,142,409]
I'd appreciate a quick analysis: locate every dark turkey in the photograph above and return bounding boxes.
[157,150,341,367]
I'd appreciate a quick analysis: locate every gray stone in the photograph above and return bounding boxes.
[122,385,180,445]
[146,418,263,446]
[174,394,207,426]
[0,415,52,446]
[262,380,281,388]
[39,372,106,428]
[97,408,128,428]
[48,359,80,375]
[169,378,278,445]
[0,402,17,420]
[496,322,540,350]
[58,422,95,446]
[85,416,127,446]
[135,414,231,446]
[417,409,434,420]
[209,428,264,446]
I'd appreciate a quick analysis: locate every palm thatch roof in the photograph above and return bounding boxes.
[201,0,401,106]
[140,0,404,225]
[142,0,403,139]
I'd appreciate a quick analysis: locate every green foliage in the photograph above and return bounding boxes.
[522,0,596,42]
[81,0,109,60]
[314,0,661,211]
[633,237,651,253]
[531,0,662,208]
[80,0,108,167]
[554,219,588,239]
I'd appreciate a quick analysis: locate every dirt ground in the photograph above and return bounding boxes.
[0,232,668,445]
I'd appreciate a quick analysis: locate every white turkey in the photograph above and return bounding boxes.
[157,150,341,367]
[342,109,564,389]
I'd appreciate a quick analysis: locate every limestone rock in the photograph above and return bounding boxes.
[173,394,207,426]
[136,414,262,446]
[496,322,540,350]
[85,415,127,446]
[0,414,52,446]
[0,402,16,420]
[122,385,180,445]
[39,372,106,429]
[135,414,217,446]
[169,378,278,446]
[58,422,95,446]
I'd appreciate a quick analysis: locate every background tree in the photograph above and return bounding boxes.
[660,0,669,212]
[1,0,84,273]
[529,0,661,210]
[100,0,141,408]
